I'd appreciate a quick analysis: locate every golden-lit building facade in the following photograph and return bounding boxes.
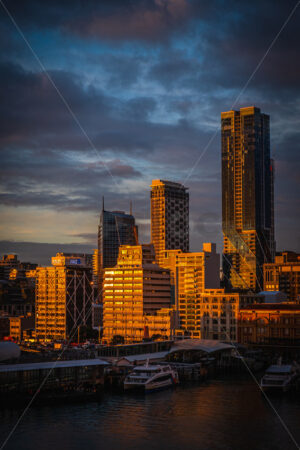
[238,303,300,344]
[221,107,275,291]
[160,243,220,327]
[103,244,175,343]
[150,179,189,265]
[9,316,35,342]
[264,251,300,302]
[35,254,93,341]
[176,289,256,341]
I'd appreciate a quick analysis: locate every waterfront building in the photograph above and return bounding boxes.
[0,317,10,339]
[176,288,256,342]
[264,251,300,302]
[160,242,220,304]
[158,243,256,342]
[150,179,189,265]
[35,253,93,341]
[102,244,175,343]
[238,303,300,345]
[221,106,275,291]
[0,359,108,395]
[9,316,35,342]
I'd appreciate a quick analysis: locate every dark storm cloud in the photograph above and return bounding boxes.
[0,146,142,211]
[0,0,299,256]
[0,0,192,41]
[66,0,191,42]
[0,61,207,155]
[92,54,144,89]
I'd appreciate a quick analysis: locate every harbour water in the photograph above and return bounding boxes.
[1,376,300,450]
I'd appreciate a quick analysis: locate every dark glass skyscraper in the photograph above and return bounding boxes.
[98,205,138,270]
[221,106,275,291]
[150,180,189,265]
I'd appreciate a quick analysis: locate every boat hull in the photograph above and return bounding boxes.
[124,376,176,393]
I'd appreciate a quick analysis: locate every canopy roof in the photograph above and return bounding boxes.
[169,339,233,354]
[0,359,109,373]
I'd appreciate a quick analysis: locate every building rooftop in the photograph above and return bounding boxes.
[117,351,169,365]
[170,339,233,354]
[150,179,188,189]
[0,359,109,373]
[240,303,300,311]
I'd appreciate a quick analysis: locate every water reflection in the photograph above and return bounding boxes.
[1,378,300,450]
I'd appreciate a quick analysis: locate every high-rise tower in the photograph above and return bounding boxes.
[150,180,189,264]
[221,106,275,291]
[98,203,138,272]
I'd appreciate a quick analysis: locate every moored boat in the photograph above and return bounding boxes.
[124,363,179,392]
[260,363,299,392]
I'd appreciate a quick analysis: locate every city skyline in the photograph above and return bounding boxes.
[1,3,300,450]
[0,1,299,264]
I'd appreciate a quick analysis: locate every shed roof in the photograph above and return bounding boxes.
[0,359,109,373]
[118,351,169,363]
[169,339,233,354]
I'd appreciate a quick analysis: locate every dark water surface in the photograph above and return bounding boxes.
[1,377,300,450]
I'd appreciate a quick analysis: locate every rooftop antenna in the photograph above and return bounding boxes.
[102,196,105,212]
[130,200,132,216]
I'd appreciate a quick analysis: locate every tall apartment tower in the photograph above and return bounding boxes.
[150,180,189,265]
[221,106,275,291]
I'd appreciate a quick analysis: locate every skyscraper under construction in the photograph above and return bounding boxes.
[221,106,275,291]
[150,180,189,265]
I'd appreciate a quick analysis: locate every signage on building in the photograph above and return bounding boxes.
[52,258,62,266]
[69,259,81,265]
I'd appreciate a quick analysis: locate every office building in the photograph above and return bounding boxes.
[159,243,257,341]
[175,288,255,342]
[264,251,300,302]
[9,316,35,342]
[102,244,175,343]
[221,106,275,291]
[161,243,220,305]
[98,203,138,271]
[35,253,93,341]
[0,254,20,280]
[150,180,189,265]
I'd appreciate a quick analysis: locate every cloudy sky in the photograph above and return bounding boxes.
[0,0,299,265]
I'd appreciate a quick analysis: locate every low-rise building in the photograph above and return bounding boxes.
[9,316,35,342]
[176,289,256,342]
[238,303,300,345]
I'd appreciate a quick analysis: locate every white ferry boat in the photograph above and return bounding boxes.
[260,364,299,392]
[124,363,179,392]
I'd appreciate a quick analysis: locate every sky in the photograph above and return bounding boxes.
[0,0,299,265]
